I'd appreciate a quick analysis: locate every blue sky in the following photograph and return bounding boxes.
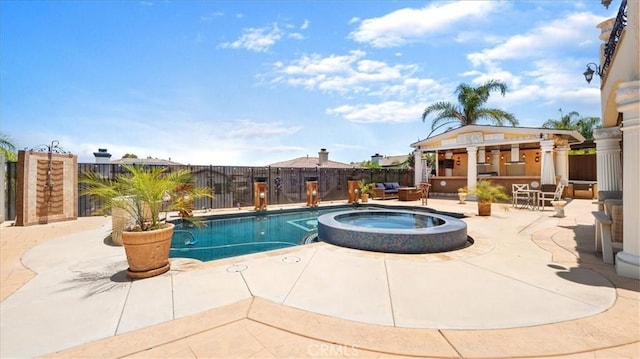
[1,1,609,165]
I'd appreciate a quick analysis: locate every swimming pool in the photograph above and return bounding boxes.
[170,205,366,262]
[170,205,468,262]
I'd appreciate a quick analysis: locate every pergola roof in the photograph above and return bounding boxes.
[411,125,585,152]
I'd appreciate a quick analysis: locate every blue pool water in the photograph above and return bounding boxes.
[336,212,443,229]
[170,205,372,262]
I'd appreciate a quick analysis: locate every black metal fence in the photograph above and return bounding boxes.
[3,162,414,219]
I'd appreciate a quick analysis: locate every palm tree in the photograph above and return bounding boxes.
[0,132,17,161]
[575,116,600,140]
[542,110,580,130]
[422,79,518,138]
[542,110,600,140]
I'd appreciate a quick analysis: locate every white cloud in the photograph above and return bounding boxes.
[269,50,421,97]
[301,19,309,29]
[467,12,605,67]
[200,11,224,21]
[288,33,304,40]
[326,102,424,123]
[349,1,499,48]
[226,120,302,138]
[220,23,282,52]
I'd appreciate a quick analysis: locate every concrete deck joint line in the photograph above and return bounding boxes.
[462,259,615,309]
[281,246,319,303]
[438,330,463,358]
[114,279,133,336]
[516,214,548,235]
[383,258,397,327]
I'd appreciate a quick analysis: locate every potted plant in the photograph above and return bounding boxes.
[358,179,372,203]
[81,165,212,279]
[471,179,508,216]
[457,187,468,203]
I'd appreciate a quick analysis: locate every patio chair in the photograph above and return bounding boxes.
[538,183,565,210]
[512,183,529,208]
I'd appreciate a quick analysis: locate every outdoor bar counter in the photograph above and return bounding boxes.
[429,176,542,196]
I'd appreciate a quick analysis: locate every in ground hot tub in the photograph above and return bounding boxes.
[317,210,468,253]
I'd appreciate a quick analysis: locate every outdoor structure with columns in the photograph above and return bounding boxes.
[590,0,639,279]
[411,125,584,198]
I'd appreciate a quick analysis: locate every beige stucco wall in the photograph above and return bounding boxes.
[601,0,640,128]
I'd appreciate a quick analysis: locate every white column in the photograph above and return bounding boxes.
[466,146,478,200]
[445,151,453,177]
[510,144,520,162]
[539,140,555,185]
[554,139,569,184]
[491,149,500,175]
[615,80,640,280]
[414,149,423,185]
[593,127,623,191]
[478,147,485,164]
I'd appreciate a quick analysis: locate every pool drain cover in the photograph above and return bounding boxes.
[282,256,301,263]
[227,264,248,272]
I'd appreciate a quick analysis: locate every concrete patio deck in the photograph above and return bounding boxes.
[1,197,638,358]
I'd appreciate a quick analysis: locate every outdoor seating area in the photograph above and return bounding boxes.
[511,182,568,213]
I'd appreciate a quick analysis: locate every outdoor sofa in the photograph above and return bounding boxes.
[372,182,401,200]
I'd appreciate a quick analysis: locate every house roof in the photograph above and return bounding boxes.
[268,156,358,168]
[411,125,585,151]
[378,154,409,167]
[111,157,184,166]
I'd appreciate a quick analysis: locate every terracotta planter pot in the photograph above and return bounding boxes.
[361,193,369,203]
[122,223,174,279]
[477,201,492,216]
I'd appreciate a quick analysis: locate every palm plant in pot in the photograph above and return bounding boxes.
[472,179,508,216]
[358,179,372,202]
[81,165,212,279]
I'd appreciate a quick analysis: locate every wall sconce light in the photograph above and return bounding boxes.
[535,152,540,162]
[455,160,460,166]
[311,190,317,196]
[583,62,601,84]
[500,155,504,160]
[259,192,265,199]
[486,156,490,162]
[522,154,526,159]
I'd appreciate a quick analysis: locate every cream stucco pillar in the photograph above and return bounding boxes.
[491,149,500,175]
[615,81,640,280]
[414,150,423,185]
[478,147,486,164]
[466,146,478,200]
[593,127,623,191]
[445,152,453,177]
[539,140,556,185]
[554,139,569,184]
[510,144,520,162]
